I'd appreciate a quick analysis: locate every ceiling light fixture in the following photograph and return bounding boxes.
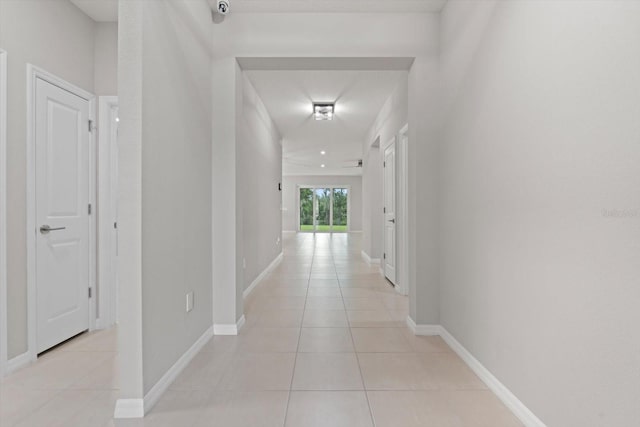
[313,103,335,121]
[320,150,326,155]
[321,164,326,168]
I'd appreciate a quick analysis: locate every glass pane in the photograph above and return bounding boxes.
[300,188,314,232]
[315,188,331,232]
[332,188,348,232]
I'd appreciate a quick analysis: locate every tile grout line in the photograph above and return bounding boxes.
[335,242,378,427]
[282,233,314,427]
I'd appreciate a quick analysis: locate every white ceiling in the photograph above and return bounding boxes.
[231,0,446,13]
[70,0,118,22]
[69,0,445,20]
[245,70,405,176]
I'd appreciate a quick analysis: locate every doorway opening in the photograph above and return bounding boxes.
[383,140,397,285]
[23,66,119,360]
[299,186,350,233]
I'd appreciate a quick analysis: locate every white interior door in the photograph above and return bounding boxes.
[384,142,397,285]
[35,77,91,353]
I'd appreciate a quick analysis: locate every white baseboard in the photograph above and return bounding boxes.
[5,351,32,375]
[405,316,440,336]
[236,315,246,332]
[438,328,547,427]
[410,322,546,427]
[213,315,245,336]
[114,325,214,419]
[361,250,380,265]
[243,252,283,299]
[94,317,115,331]
[114,399,144,419]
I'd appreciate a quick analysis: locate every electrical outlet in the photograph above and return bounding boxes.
[186,291,194,312]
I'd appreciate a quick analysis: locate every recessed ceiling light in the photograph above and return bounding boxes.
[321,164,326,168]
[320,151,326,155]
[313,103,334,121]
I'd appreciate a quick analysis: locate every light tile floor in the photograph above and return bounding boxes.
[0,328,119,427]
[0,232,522,427]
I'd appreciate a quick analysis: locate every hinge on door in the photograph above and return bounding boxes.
[88,204,92,215]
[383,161,386,167]
[88,287,92,298]
[383,253,386,260]
[88,120,95,132]
[383,207,386,214]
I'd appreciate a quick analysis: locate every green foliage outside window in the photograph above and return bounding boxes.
[299,187,348,232]
[300,188,314,226]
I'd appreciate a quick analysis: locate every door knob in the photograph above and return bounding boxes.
[40,225,66,234]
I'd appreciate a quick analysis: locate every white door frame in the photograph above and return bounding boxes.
[397,124,409,296]
[97,96,119,329]
[0,49,8,376]
[296,185,351,233]
[26,65,96,361]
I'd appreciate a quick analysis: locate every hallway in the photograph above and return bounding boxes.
[0,232,522,426]
[137,232,522,426]
[2,2,638,425]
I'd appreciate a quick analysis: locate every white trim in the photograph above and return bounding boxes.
[5,351,32,375]
[97,96,119,330]
[361,250,380,266]
[26,65,96,360]
[115,325,215,418]
[214,315,246,336]
[397,124,409,296]
[236,315,246,332]
[439,328,547,427]
[405,315,416,333]
[409,322,547,427]
[114,399,144,419]
[0,49,7,377]
[405,316,440,336]
[142,325,214,415]
[243,252,283,299]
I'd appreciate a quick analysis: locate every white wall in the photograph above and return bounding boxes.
[439,1,640,426]
[211,12,440,327]
[238,74,283,291]
[282,175,363,232]
[94,22,118,97]
[118,0,213,401]
[362,76,408,260]
[117,0,144,401]
[211,57,244,327]
[0,0,97,359]
[361,145,382,258]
